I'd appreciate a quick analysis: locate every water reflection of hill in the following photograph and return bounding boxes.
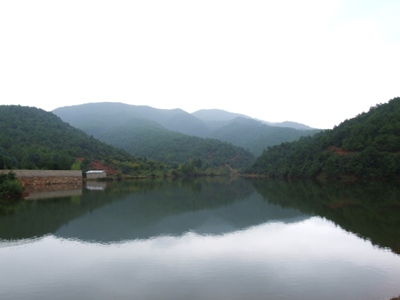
[0,178,307,241]
[55,188,306,242]
[250,179,400,254]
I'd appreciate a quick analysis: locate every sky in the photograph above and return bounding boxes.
[1,0,399,129]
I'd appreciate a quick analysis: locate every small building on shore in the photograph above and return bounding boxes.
[85,170,106,179]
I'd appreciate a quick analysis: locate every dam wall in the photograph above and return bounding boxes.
[0,170,82,192]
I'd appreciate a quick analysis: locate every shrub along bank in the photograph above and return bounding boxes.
[0,172,23,199]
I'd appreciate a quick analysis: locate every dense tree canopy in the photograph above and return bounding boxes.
[98,124,255,170]
[248,97,400,179]
[0,172,23,198]
[0,105,166,175]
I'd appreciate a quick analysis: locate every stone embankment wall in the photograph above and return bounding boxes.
[0,170,82,193]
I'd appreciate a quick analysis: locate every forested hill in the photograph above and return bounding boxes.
[53,102,317,157]
[0,105,254,172]
[54,103,256,169]
[0,105,163,174]
[208,117,318,156]
[96,124,255,169]
[248,97,400,179]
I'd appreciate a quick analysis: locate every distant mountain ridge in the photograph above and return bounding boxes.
[193,109,315,131]
[53,102,318,157]
[261,120,315,131]
[192,109,251,122]
[53,103,255,169]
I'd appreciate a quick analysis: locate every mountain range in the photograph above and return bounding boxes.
[0,105,256,173]
[53,102,318,159]
[2,97,399,179]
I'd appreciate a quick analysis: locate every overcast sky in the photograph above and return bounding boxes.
[1,0,399,129]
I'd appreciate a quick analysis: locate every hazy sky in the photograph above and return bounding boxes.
[1,0,399,129]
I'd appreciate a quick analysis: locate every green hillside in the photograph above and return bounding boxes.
[248,97,400,179]
[209,117,318,156]
[53,103,255,169]
[97,123,255,169]
[53,102,316,160]
[0,105,166,175]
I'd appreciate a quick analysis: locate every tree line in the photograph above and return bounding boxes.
[247,97,400,179]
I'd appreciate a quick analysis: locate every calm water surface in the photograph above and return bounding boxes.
[0,177,399,300]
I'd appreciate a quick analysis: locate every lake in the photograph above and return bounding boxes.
[1,177,399,300]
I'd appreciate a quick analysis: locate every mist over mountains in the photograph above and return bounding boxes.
[3,97,399,179]
[53,102,318,160]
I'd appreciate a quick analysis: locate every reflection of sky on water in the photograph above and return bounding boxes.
[1,217,400,300]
